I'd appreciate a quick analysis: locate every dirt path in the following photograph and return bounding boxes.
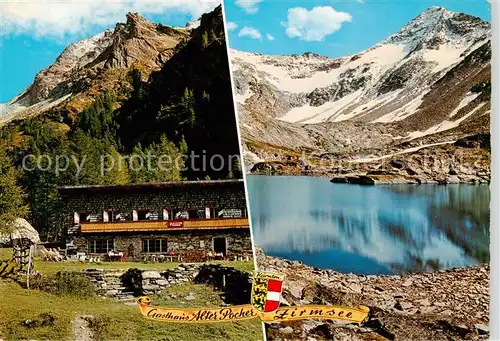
[351,140,455,163]
[73,315,94,341]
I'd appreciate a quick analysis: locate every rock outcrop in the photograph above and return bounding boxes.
[257,249,489,340]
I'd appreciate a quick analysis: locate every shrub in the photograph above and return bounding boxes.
[121,268,143,296]
[30,272,95,298]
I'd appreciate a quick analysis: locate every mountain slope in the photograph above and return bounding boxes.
[0,13,189,122]
[115,5,241,179]
[233,7,491,182]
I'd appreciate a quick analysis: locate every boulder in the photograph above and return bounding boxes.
[474,324,489,335]
[142,271,161,279]
[391,159,405,169]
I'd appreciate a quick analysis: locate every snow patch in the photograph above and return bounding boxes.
[0,102,26,118]
[406,102,487,140]
[232,44,407,94]
[374,92,427,123]
[349,90,403,119]
[0,94,72,123]
[235,88,254,104]
[449,92,480,117]
[278,90,362,123]
[422,43,467,73]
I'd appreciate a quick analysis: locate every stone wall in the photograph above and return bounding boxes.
[74,229,252,259]
[82,264,252,303]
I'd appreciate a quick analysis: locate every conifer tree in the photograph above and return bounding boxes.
[202,31,209,48]
[150,135,184,182]
[0,141,28,233]
[103,146,130,185]
[179,135,189,155]
[209,28,217,41]
[129,143,147,183]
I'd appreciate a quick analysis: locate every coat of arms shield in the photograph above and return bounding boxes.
[251,271,286,313]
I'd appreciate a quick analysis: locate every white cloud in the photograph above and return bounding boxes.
[281,6,352,42]
[226,21,238,31]
[266,33,274,41]
[0,0,220,39]
[235,0,262,14]
[238,26,262,40]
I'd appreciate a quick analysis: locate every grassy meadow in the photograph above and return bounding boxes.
[0,248,262,341]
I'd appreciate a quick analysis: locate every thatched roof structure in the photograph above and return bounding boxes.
[6,218,40,244]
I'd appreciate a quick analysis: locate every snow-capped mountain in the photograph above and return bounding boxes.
[232,7,491,176]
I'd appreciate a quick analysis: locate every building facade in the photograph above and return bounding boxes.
[59,180,252,260]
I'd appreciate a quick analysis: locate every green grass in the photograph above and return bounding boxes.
[0,248,255,274]
[0,248,262,340]
[0,281,263,341]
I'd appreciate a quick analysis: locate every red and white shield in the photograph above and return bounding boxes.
[252,271,286,313]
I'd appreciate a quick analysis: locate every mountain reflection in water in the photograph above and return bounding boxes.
[247,175,490,275]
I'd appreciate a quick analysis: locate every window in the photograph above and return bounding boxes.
[89,239,114,253]
[132,210,160,221]
[76,213,89,224]
[147,211,160,220]
[169,209,206,220]
[174,210,189,219]
[115,212,127,221]
[86,214,101,222]
[188,209,205,219]
[104,210,119,222]
[137,210,151,221]
[216,208,243,218]
[143,239,166,253]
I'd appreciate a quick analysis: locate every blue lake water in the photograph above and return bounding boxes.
[247,175,490,275]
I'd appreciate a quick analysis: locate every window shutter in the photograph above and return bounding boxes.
[74,212,80,224]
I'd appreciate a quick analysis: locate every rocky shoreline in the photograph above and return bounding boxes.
[247,134,491,185]
[256,249,490,341]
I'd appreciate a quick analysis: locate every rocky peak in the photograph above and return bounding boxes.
[101,14,188,70]
[385,6,490,50]
[124,12,158,38]
[185,20,201,30]
[126,12,145,25]
[9,14,189,109]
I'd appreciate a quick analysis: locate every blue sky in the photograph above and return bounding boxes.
[0,1,218,103]
[0,1,491,103]
[225,0,490,56]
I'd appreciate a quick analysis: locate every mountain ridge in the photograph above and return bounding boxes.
[232,6,491,184]
[0,12,191,122]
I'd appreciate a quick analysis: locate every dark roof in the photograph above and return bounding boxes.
[59,179,245,195]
